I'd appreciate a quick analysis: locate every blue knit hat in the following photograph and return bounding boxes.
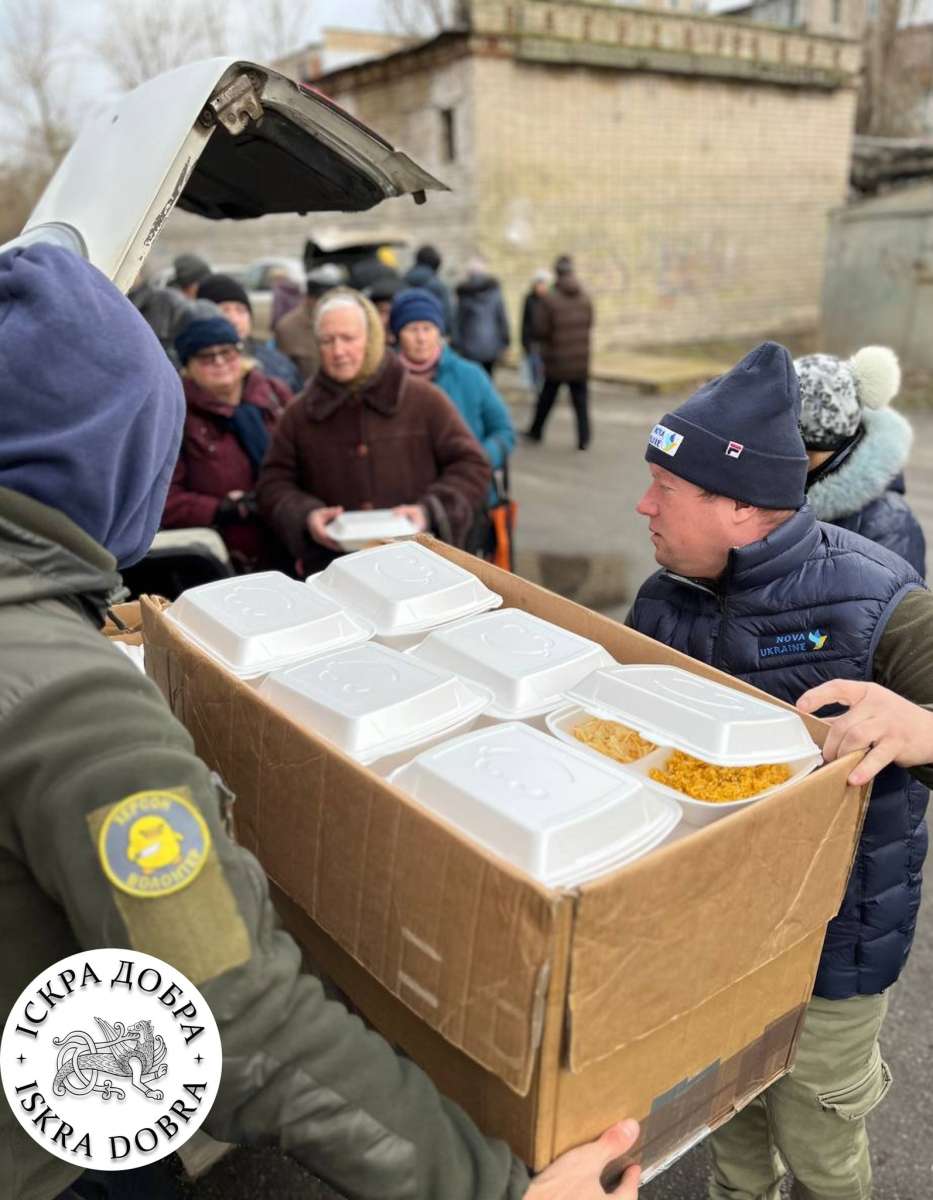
[645,342,809,510]
[389,287,445,336]
[174,316,239,365]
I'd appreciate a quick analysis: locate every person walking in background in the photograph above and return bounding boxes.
[796,345,926,576]
[168,252,212,299]
[404,243,454,332]
[163,317,291,574]
[453,257,510,377]
[521,268,551,395]
[198,272,302,393]
[274,262,347,386]
[525,255,594,450]
[257,288,491,578]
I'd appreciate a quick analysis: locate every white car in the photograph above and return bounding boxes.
[2,57,446,287]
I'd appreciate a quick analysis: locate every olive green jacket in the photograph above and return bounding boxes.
[0,487,529,1200]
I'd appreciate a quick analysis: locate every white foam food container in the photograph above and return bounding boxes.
[563,664,821,766]
[325,509,419,552]
[408,609,616,721]
[163,571,373,679]
[547,702,822,828]
[388,722,681,887]
[305,541,502,639]
[258,641,493,768]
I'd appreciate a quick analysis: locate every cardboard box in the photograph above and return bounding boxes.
[140,538,869,1176]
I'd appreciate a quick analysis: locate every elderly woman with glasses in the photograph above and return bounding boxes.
[257,287,491,577]
[162,316,293,572]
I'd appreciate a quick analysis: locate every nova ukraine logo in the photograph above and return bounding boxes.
[758,629,829,659]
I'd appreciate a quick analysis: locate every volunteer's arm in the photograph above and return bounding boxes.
[797,587,933,787]
[5,635,640,1200]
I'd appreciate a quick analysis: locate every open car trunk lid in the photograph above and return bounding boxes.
[5,57,446,290]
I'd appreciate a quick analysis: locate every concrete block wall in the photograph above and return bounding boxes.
[471,53,857,353]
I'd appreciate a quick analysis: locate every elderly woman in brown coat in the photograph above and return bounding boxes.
[257,288,491,577]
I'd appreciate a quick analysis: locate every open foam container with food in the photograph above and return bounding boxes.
[162,570,373,680]
[258,641,492,775]
[389,721,681,887]
[548,664,822,826]
[407,608,616,723]
[305,541,502,650]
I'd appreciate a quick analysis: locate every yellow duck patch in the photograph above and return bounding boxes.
[99,791,210,900]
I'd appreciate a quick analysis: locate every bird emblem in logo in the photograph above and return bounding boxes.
[98,790,211,899]
[126,816,184,874]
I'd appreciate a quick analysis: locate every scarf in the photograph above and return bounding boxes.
[398,344,443,377]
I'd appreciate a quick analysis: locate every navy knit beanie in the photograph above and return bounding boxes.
[389,287,445,336]
[645,342,809,510]
[175,316,239,365]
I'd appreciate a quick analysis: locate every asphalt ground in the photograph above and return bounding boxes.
[184,374,933,1199]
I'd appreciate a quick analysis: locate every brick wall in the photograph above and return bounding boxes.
[471,53,857,352]
[155,3,857,356]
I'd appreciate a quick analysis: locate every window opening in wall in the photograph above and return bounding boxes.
[831,0,841,24]
[440,107,456,163]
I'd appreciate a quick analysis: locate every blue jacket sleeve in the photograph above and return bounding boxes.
[477,372,516,469]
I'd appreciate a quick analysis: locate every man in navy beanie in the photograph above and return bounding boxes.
[0,244,641,1200]
[628,342,933,1199]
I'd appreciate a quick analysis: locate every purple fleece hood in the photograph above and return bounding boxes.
[0,244,184,567]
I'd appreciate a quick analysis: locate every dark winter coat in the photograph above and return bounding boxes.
[256,351,491,575]
[534,275,593,380]
[628,507,928,1000]
[163,365,291,571]
[807,406,926,577]
[453,274,510,365]
[404,262,455,333]
[520,290,545,353]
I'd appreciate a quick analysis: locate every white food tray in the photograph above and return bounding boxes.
[389,722,681,887]
[547,703,821,828]
[325,509,419,552]
[306,541,501,638]
[564,664,820,766]
[164,571,373,679]
[258,641,492,767]
[408,609,616,721]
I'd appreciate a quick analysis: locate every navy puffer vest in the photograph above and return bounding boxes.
[628,507,928,999]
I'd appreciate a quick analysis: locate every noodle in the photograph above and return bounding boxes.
[650,750,790,803]
[572,717,656,764]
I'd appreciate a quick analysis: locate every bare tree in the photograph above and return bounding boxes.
[92,0,233,91]
[858,0,932,136]
[0,0,74,171]
[0,0,76,238]
[243,0,317,64]
[382,0,470,37]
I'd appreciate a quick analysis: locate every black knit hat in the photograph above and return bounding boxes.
[645,342,809,510]
[169,253,211,289]
[197,273,251,312]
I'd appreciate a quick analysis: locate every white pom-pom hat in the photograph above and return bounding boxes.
[794,345,901,451]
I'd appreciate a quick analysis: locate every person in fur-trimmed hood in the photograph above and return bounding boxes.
[796,346,926,577]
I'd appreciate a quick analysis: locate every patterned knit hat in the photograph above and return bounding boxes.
[795,346,901,451]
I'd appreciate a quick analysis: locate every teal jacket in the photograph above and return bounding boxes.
[433,347,515,471]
